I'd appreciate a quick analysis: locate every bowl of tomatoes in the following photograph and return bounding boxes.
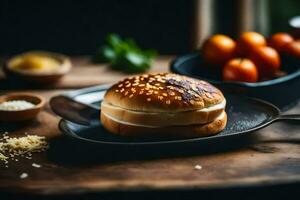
[171,32,300,110]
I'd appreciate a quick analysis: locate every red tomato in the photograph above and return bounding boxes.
[249,46,280,78]
[268,32,294,53]
[286,40,300,58]
[202,34,236,66]
[222,58,258,82]
[237,32,267,56]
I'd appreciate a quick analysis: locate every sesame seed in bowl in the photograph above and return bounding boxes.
[0,100,35,111]
[0,93,45,122]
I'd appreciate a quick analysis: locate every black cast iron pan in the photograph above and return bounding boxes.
[50,85,300,147]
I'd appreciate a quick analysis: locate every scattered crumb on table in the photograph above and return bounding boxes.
[194,165,202,170]
[20,173,28,179]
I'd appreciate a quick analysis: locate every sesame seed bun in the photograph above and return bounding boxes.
[101,73,227,138]
[103,73,225,112]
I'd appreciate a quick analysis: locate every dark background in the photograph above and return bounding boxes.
[0,0,193,55]
[0,0,299,55]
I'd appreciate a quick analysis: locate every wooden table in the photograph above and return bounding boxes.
[0,56,299,196]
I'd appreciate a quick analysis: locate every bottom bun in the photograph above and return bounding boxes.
[101,111,227,138]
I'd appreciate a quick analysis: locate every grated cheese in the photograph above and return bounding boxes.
[5,135,48,153]
[0,142,4,151]
[0,153,7,161]
[0,142,7,161]
[0,134,48,165]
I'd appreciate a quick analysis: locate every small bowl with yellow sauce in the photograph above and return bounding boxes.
[4,51,72,83]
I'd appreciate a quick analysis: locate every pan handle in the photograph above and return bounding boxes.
[50,95,100,126]
[276,114,300,121]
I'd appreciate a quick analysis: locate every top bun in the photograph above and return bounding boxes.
[103,73,224,112]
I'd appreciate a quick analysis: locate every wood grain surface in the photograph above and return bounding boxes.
[0,57,299,195]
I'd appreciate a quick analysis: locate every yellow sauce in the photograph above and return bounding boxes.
[10,54,61,73]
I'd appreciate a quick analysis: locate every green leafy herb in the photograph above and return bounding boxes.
[94,33,157,73]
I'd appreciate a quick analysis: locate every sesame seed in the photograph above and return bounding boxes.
[125,84,131,87]
[132,83,139,86]
[118,84,123,88]
[139,91,144,94]
[147,98,151,102]
[162,93,168,97]
[139,84,145,87]
[129,94,134,98]
[115,89,119,92]
[192,85,197,91]
[206,93,213,99]
[124,91,129,96]
[166,100,171,104]
[120,88,125,92]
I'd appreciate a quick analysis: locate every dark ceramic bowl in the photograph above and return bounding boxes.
[170,53,300,111]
